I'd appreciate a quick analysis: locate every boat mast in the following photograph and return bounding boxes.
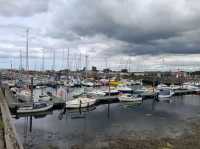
[65,48,70,102]
[19,50,23,80]
[79,53,82,70]
[52,49,55,71]
[20,50,23,71]
[85,52,88,79]
[42,49,45,71]
[61,49,65,69]
[10,60,12,70]
[26,29,29,71]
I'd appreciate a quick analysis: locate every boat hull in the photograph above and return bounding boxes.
[66,99,96,109]
[17,104,53,114]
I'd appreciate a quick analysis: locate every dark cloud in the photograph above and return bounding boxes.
[48,0,200,56]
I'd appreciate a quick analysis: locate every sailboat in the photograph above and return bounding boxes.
[17,102,53,114]
[66,96,96,109]
[17,30,53,114]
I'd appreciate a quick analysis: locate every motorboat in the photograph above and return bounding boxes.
[157,84,169,90]
[134,87,149,95]
[66,97,96,109]
[81,80,94,87]
[64,81,75,87]
[87,90,106,97]
[170,84,182,90]
[117,84,133,93]
[104,88,119,96]
[36,94,52,102]
[118,94,142,102]
[128,80,143,86]
[183,82,200,92]
[158,88,174,100]
[16,89,32,102]
[10,87,18,94]
[109,80,123,86]
[17,102,53,114]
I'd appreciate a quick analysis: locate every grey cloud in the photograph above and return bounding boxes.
[0,0,50,17]
[48,0,200,56]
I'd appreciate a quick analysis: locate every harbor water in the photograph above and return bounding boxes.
[14,88,200,149]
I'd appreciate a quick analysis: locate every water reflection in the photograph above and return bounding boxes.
[14,94,200,149]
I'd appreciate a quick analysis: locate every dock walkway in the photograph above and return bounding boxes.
[0,88,24,149]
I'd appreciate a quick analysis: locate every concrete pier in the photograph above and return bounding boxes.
[0,88,24,149]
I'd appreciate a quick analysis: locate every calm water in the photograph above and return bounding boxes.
[14,89,200,149]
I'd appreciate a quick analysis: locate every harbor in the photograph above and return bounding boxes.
[1,70,200,148]
[1,1,200,148]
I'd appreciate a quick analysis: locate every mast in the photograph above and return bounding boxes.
[79,53,82,70]
[128,57,131,72]
[85,53,88,79]
[104,57,108,70]
[26,29,29,71]
[42,49,45,71]
[67,48,69,71]
[61,49,65,69]
[19,50,23,70]
[52,49,55,71]
[10,60,12,70]
[65,48,70,102]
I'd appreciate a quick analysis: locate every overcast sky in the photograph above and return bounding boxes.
[1,0,200,71]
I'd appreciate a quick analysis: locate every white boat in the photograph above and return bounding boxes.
[66,97,96,109]
[64,81,75,87]
[135,87,149,95]
[183,82,200,92]
[128,80,143,86]
[158,89,174,100]
[17,102,53,114]
[117,84,132,93]
[170,84,182,90]
[10,87,18,94]
[37,94,52,102]
[87,90,106,97]
[81,80,94,87]
[118,94,142,102]
[104,89,119,96]
[7,81,16,87]
[16,89,32,102]
[157,84,169,90]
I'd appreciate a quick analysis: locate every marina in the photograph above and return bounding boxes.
[1,74,200,148]
[1,1,200,148]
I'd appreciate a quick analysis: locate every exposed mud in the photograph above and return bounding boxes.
[71,121,200,149]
